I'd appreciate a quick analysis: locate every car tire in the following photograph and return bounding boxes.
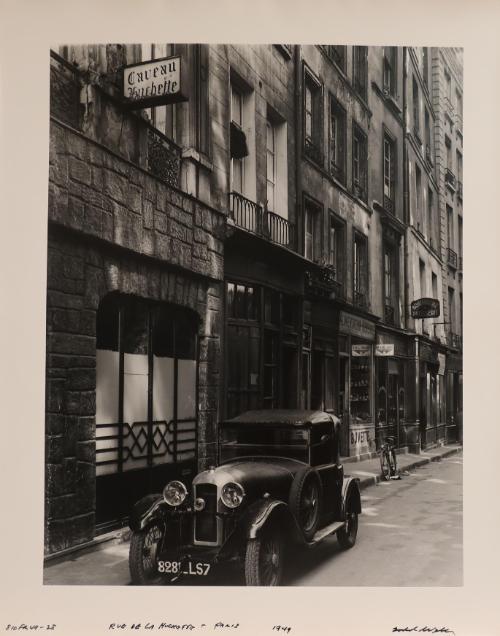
[337,498,359,550]
[244,526,284,586]
[288,467,322,541]
[129,521,165,585]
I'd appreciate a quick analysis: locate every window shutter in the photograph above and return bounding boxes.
[230,121,249,159]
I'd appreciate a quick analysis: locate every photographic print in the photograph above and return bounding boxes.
[43,43,463,588]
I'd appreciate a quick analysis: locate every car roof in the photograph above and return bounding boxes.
[222,409,339,427]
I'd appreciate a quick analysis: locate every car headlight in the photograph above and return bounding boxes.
[163,480,188,507]
[221,482,245,509]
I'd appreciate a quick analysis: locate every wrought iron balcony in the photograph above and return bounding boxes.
[305,264,343,298]
[383,194,394,215]
[147,126,181,188]
[354,290,368,309]
[304,138,323,166]
[445,169,456,191]
[447,247,458,269]
[384,304,395,326]
[448,332,462,350]
[228,192,296,250]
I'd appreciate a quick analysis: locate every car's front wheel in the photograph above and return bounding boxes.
[129,521,165,585]
[244,527,284,586]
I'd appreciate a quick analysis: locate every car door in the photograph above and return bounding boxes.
[311,423,343,523]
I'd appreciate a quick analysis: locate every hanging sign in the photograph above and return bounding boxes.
[375,343,395,356]
[122,55,187,109]
[352,344,371,357]
[411,298,440,319]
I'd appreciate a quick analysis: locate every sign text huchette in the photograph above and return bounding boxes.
[411,298,440,319]
[122,56,187,109]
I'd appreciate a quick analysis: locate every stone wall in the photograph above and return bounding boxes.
[46,119,225,554]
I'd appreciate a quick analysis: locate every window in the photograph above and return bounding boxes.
[447,205,454,249]
[383,47,397,97]
[445,70,452,103]
[456,150,463,183]
[432,272,438,300]
[383,133,396,211]
[353,46,368,100]
[427,188,434,248]
[415,164,422,231]
[448,286,455,332]
[445,136,452,173]
[422,47,429,87]
[304,71,322,163]
[383,244,398,325]
[230,83,247,194]
[458,215,463,260]
[419,259,426,297]
[322,45,346,71]
[329,97,346,183]
[352,123,368,201]
[141,43,177,140]
[304,199,320,262]
[456,90,463,119]
[412,77,420,135]
[424,109,432,161]
[353,232,368,308]
[266,107,288,219]
[194,44,209,155]
[328,214,345,288]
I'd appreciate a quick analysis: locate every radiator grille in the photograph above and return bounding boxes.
[194,484,218,543]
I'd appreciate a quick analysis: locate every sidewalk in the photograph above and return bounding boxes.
[43,443,462,585]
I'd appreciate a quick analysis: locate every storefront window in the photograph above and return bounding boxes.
[350,341,372,423]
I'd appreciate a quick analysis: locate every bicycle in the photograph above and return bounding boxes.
[379,436,398,480]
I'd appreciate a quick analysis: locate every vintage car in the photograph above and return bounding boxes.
[128,409,361,586]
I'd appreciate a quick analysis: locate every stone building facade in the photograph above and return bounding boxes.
[45,44,463,556]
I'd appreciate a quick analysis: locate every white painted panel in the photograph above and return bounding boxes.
[96,349,119,425]
[97,463,118,477]
[124,352,149,375]
[123,371,148,424]
[177,359,197,419]
[152,356,174,422]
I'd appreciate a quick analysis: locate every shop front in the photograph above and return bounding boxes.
[338,310,377,458]
[446,352,463,443]
[374,330,411,450]
[418,339,447,449]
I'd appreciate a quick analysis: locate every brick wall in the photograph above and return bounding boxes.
[46,119,225,554]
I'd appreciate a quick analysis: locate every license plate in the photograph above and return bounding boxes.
[157,560,211,577]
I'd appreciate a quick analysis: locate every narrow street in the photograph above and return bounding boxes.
[44,452,462,587]
[286,452,463,586]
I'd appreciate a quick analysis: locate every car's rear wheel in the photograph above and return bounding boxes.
[129,521,165,585]
[337,499,359,549]
[244,526,284,586]
[289,467,322,541]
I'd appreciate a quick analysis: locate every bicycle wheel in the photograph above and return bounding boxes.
[380,449,391,480]
[389,449,397,477]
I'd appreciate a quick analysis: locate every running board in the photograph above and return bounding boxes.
[307,521,345,546]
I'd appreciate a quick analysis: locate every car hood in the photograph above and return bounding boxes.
[193,457,306,501]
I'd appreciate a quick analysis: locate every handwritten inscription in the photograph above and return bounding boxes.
[5,626,56,631]
[108,624,240,632]
[393,627,455,635]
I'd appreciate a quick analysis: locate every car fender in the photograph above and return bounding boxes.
[341,477,362,518]
[128,493,166,532]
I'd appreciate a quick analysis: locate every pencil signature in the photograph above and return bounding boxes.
[393,628,455,636]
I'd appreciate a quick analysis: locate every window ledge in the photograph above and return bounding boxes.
[181,147,213,171]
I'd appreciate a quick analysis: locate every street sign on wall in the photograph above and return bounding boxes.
[375,343,395,356]
[122,56,187,109]
[411,297,440,319]
[352,344,371,357]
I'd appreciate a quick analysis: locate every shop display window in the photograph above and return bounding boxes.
[350,344,372,422]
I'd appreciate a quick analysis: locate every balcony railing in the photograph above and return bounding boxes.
[228,192,296,250]
[305,265,343,298]
[147,126,182,188]
[383,194,394,215]
[50,50,181,189]
[445,169,456,191]
[448,332,462,350]
[447,247,458,269]
[304,138,323,165]
[354,290,368,309]
[384,304,395,326]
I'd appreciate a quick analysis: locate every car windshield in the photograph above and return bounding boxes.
[219,425,309,462]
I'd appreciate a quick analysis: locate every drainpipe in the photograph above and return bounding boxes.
[295,45,304,409]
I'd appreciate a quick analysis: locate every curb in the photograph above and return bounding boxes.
[355,445,462,491]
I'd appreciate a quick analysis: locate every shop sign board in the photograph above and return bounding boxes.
[375,343,395,356]
[352,344,371,357]
[411,297,440,319]
[339,311,376,340]
[122,56,187,109]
